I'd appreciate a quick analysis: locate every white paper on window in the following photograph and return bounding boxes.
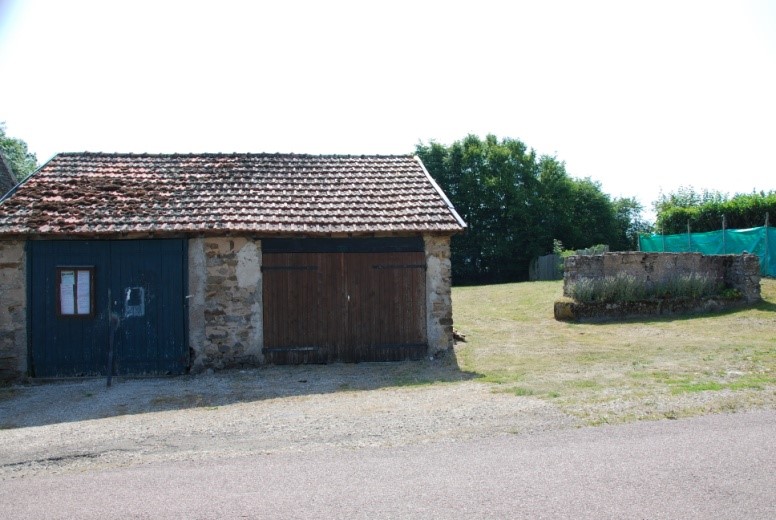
[60,271,75,315]
[76,270,91,314]
[124,287,145,318]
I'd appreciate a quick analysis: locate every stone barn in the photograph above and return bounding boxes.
[0,153,466,380]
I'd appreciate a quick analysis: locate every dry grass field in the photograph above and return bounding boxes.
[451,278,776,425]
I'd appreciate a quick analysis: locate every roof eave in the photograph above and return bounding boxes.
[413,155,467,231]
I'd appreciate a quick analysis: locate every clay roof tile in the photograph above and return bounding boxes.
[0,152,465,237]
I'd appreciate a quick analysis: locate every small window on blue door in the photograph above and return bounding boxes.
[125,287,145,318]
[57,267,95,318]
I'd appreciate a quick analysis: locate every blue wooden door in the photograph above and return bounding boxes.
[28,240,187,377]
[109,240,188,375]
[28,241,111,377]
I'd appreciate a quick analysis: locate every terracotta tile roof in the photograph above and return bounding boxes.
[0,152,465,237]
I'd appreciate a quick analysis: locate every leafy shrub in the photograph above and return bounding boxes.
[720,288,743,300]
[575,244,609,256]
[570,278,597,302]
[655,188,776,234]
[598,273,647,302]
[571,273,645,302]
[571,273,724,303]
[654,274,722,300]
[554,240,608,275]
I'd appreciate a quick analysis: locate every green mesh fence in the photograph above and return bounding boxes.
[639,226,775,276]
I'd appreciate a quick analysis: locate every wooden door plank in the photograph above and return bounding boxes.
[262,252,325,363]
[262,247,428,364]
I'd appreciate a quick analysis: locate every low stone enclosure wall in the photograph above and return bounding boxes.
[555,252,761,322]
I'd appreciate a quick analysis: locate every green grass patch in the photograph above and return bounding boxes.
[728,374,775,391]
[391,377,438,388]
[670,381,725,394]
[477,372,524,384]
[570,379,601,389]
[452,277,776,425]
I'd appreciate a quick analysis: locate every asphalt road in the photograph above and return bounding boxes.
[1,410,774,519]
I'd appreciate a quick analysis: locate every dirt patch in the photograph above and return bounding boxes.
[0,361,577,479]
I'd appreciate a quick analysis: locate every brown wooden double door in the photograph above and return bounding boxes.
[262,248,427,363]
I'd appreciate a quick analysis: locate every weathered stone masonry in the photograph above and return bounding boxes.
[188,234,455,370]
[564,252,761,302]
[0,240,26,382]
[0,234,453,379]
[188,237,263,372]
[425,234,454,355]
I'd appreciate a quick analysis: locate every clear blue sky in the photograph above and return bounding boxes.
[1,0,774,221]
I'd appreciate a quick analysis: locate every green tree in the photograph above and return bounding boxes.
[417,135,543,282]
[417,134,641,283]
[612,196,652,250]
[563,177,618,249]
[0,122,38,181]
[653,186,727,214]
[654,187,775,233]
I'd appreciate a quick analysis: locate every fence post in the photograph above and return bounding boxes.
[661,225,666,252]
[722,215,726,254]
[766,212,770,275]
[687,221,692,252]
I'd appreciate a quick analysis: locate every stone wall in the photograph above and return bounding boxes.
[188,234,457,368]
[424,234,454,355]
[188,237,263,372]
[563,252,761,302]
[722,254,762,302]
[0,240,26,382]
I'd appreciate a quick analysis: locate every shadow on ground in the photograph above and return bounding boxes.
[753,299,776,313]
[0,349,480,429]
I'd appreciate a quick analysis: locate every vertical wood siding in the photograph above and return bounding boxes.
[28,240,187,377]
[262,251,427,363]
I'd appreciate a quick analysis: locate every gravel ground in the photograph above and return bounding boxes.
[0,361,578,480]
